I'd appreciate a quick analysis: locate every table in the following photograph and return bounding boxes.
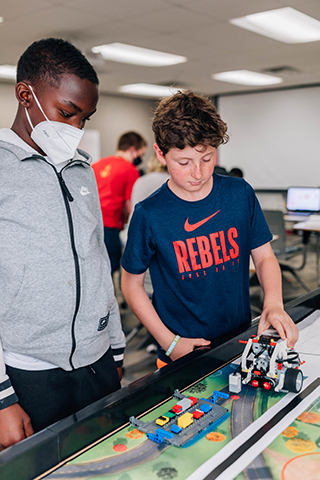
[293,217,320,286]
[283,214,313,223]
[1,289,320,480]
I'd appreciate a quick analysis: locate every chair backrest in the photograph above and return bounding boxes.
[262,210,286,256]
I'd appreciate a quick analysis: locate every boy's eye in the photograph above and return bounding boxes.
[61,110,73,118]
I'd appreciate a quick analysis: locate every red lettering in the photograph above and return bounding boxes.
[196,236,213,269]
[209,232,223,265]
[228,227,239,259]
[219,231,230,262]
[173,241,191,273]
[174,227,240,276]
[186,238,201,270]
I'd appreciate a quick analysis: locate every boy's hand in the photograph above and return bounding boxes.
[258,304,299,348]
[0,403,33,450]
[170,337,211,361]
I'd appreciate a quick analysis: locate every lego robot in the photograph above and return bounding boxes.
[229,329,304,394]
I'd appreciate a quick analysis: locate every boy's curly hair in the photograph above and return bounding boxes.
[152,90,229,155]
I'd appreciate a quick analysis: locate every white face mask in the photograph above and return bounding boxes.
[25,85,84,165]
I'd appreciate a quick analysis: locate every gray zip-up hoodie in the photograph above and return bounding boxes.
[0,131,125,389]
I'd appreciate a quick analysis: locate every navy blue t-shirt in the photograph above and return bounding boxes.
[122,174,272,356]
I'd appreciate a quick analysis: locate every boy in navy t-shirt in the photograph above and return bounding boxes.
[121,91,298,367]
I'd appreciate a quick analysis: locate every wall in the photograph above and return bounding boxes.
[0,82,156,167]
[88,93,156,164]
[218,86,320,189]
[0,83,18,128]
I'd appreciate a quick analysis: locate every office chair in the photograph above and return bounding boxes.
[262,210,310,292]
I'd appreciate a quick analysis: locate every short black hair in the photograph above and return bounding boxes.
[17,38,99,87]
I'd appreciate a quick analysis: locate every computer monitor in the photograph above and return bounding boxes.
[286,187,320,214]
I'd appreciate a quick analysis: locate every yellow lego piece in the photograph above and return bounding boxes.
[155,416,169,426]
[177,412,193,429]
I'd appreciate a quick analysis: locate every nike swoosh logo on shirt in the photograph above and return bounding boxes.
[184,210,220,232]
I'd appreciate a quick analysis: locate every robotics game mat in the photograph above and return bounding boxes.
[43,311,320,480]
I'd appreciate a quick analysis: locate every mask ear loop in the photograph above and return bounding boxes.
[25,107,35,130]
[28,85,51,124]
[27,85,73,151]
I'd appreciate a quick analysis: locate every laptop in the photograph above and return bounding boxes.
[286,187,320,216]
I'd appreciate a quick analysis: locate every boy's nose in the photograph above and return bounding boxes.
[191,165,202,179]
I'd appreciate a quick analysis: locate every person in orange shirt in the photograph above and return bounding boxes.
[93,131,147,274]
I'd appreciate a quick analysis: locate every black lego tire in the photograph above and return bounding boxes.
[283,368,303,393]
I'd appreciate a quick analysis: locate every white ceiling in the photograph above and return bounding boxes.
[1,0,320,98]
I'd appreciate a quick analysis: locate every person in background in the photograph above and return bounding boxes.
[121,90,298,369]
[213,165,228,175]
[129,155,170,303]
[131,154,170,210]
[0,38,125,448]
[229,167,244,178]
[92,132,147,275]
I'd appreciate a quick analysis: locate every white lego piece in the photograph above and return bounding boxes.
[229,373,242,393]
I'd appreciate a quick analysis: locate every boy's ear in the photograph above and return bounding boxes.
[15,82,33,107]
[154,143,166,166]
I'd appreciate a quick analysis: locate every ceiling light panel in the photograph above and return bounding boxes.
[92,43,187,67]
[118,83,182,97]
[212,70,283,86]
[230,7,320,44]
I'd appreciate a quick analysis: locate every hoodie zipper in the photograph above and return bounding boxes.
[55,169,80,370]
[24,154,86,369]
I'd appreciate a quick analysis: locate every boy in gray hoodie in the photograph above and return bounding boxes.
[0,38,125,448]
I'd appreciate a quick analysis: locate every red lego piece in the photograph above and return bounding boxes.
[192,409,204,419]
[188,396,197,406]
[172,405,182,414]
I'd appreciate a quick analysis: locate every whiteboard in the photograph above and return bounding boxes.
[218,86,320,189]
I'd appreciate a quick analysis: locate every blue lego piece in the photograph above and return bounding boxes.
[218,391,230,400]
[156,428,174,439]
[171,424,182,434]
[210,390,230,404]
[147,432,164,444]
[199,403,212,413]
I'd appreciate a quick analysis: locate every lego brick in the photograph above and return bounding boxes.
[177,412,193,429]
[192,409,204,419]
[171,424,182,434]
[155,416,169,426]
[155,428,174,439]
[177,398,192,411]
[164,411,175,418]
[172,405,182,414]
[199,404,212,413]
[229,372,242,393]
